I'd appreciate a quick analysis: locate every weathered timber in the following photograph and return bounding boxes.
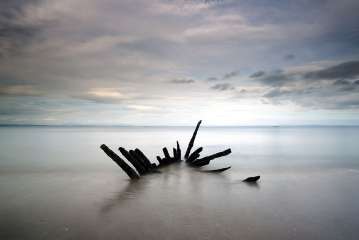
[156,156,163,165]
[162,147,171,161]
[202,166,231,173]
[187,147,203,163]
[184,120,202,160]
[243,176,260,183]
[173,148,177,161]
[176,141,181,160]
[118,147,146,175]
[192,148,232,167]
[135,148,153,169]
[100,144,139,179]
[129,150,149,171]
[187,152,200,163]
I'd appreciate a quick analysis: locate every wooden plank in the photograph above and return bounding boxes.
[100,144,139,179]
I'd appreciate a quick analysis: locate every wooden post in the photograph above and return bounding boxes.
[118,147,146,175]
[162,147,171,161]
[176,141,181,161]
[184,120,202,160]
[129,150,149,172]
[135,148,153,169]
[156,156,163,165]
[173,148,177,161]
[100,144,139,179]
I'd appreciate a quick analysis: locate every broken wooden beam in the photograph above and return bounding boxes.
[162,147,171,161]
[173,148,177,161]
[243,176,260,183]
[134,148,153,169]
[129,150,150,172]
[191,148,232,167]
[187,147,203,163]
[100,144,139,179]
[201,166,231,173]
[156,156,163,165]
[176,141,181,160]
[184,120,202,160]
[118,147,146,175]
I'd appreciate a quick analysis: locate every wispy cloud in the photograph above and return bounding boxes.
[169,78,195,84]
[210,83,234,91]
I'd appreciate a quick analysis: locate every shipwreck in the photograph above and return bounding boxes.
[100,120,260,182]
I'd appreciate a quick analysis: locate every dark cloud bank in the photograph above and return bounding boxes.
[253,60,359,109]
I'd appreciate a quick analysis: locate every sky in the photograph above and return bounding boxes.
[1,0,359,126]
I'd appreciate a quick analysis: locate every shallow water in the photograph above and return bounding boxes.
[1,126,359,239]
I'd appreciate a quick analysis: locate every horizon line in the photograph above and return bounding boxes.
[1,124,359,128]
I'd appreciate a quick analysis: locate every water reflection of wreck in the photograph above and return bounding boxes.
[100,120,260,182]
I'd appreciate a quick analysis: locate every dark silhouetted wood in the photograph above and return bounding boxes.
[129,150,149,172]
[118,147,146,175]
[100,144,139,179]
[187,147,203,163]
[184,120,202,160]
[192,148,231,167]
[156,156,163,165]
[187,153,200,163]
[163,147,171,161]
[173,148,177,161]
[176,141,181,160]
[243,176,260,183]
[202,166,231,173]
[135,148,153,169]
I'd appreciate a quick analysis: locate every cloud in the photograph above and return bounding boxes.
[250,71,265,78]
[207,76,218,81]
[210,83,234,91]
[284,54,295,60]
[256,70,295,87]
[303,60,359,80]
[169,78,195,84]
[0,84,42,96]
[206,71,239,82]
[0,0,41,57]
[257,60,359,109]
[1,0,359,124]
[72,88,130,104]
[126,104,160,112]
[223,71,239,79]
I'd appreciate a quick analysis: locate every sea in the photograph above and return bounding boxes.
[1,126,359,239]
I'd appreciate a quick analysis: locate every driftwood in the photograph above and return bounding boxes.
[100,120,259,181]
[100,144,139,179]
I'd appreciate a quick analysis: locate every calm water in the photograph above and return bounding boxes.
[1,126,359,239]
